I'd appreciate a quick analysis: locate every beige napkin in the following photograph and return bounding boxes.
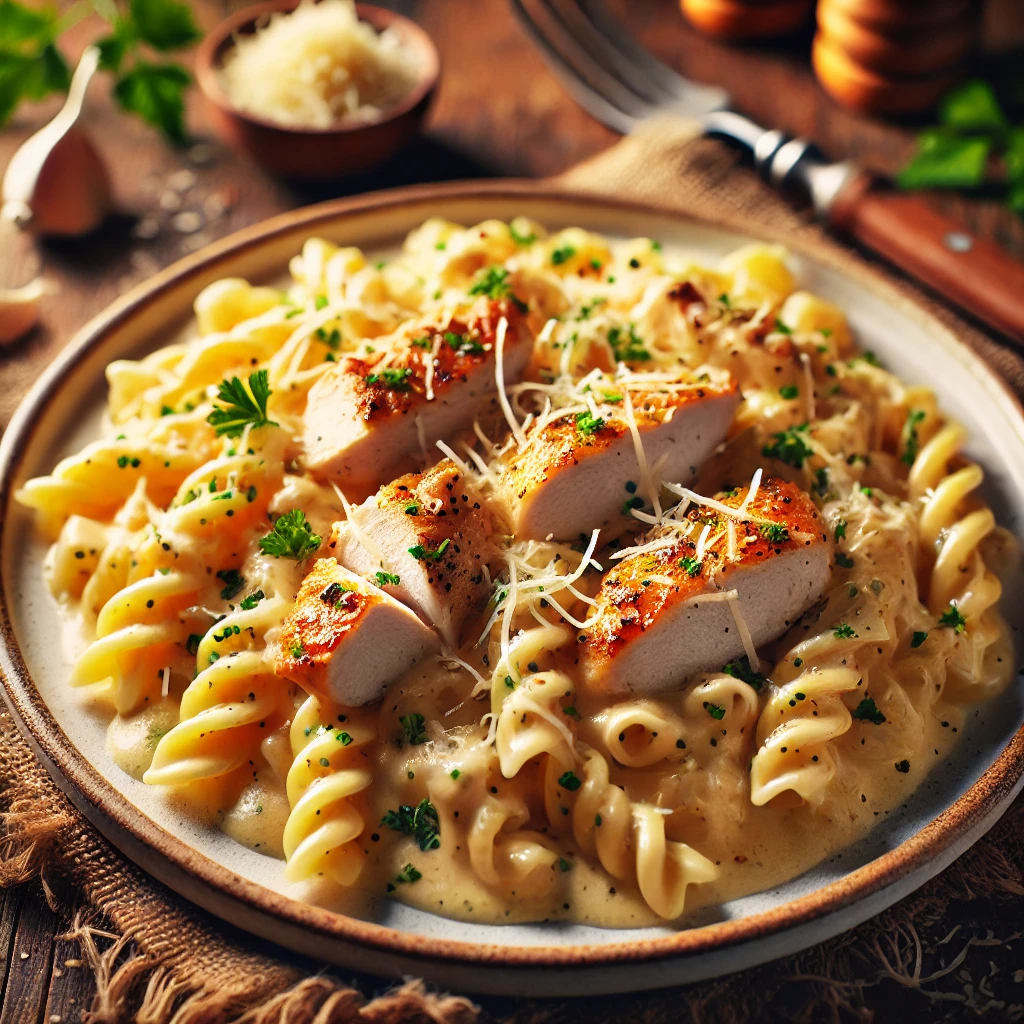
[2,124,1023,1023]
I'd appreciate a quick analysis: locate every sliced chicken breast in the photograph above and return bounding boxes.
[582,477,831,696]
[328,459,495,647]
[270,559,439,707]
[303,296,533,490]
[502,378,739,541]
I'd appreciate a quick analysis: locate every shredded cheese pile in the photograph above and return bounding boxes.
[220,0,419,129]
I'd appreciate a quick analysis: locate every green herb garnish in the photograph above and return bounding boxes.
[258,510,321,560]
[400,712,428,746]
[408,538,450,563]
[938,603,967,634]
[703,701,726,720]
[207,370,276,438]
[722,656,767,692]
[852,697,886,725]
[467,266,527,312]
[833,623,858,639]
[381,798,441,851]
[557,771,582,791]
[762,423,813,469]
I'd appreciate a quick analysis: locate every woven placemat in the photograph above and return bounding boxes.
[2,121,1023,1023]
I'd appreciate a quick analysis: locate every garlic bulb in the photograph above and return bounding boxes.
[1,47,112,238]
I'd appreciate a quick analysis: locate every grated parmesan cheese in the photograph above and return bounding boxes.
[220,0,419,130]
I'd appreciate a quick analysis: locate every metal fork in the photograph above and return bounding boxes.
[509,0,856,214]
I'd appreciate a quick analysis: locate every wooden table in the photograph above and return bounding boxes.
[1,1,1023,1020]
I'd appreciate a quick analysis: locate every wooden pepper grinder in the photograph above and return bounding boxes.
[680,0,815,40]
[813,0,981,115]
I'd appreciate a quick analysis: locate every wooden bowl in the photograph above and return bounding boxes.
[195,1,439,181]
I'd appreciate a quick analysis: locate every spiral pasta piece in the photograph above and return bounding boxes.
[144,595,295,786]
[282,695,375,886]
[749,634,863,808]
[73,570,199,713]
[566,745,718,918]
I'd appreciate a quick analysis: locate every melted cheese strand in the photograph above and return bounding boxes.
[623,387,662,521]
[494,316,526,447]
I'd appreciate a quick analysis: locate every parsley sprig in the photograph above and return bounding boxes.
[0,0,202,143]
[207,370,276,437]
[258,510,321,560]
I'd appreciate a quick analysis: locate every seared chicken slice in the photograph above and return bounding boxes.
[582,477,830,696]
[270,559,438,707]
[303,296,533,490]
[329,459,495,647]
[502,377,739,541]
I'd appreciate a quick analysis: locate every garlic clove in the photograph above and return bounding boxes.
[0,278,53,346]
[1,46,112,238]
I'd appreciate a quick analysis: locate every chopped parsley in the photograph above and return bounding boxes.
[836,552,855,569]
[450,769,461,779]
[559,858,572,872]
[723,655,767,692]
[395,863,422,884]
[365,367,413,390]
[900,409,926,466]
[774,318,793,334]
[207,370,277,437]
[404,503,419,515]
[186,634,202,657]
[679,556,702,577]
[288,639,305,659]
[315,326,342,349]
[408,538,450,563]
[621,495,645,516]
[834,519,847,542]
[216,568,245,600]
[509,222,536,246]
[411,335,432,348]
[703,701,726,720]
[576,297,607,320]
[852,697,886,725]
[557,771,582,791]
[315,296,329,310]
[444,331,484,354]
[833,623,858,639]
[400,712,428,746]
[911,631,928,648]
[551,244,577,266]
[381,798,441,851]
[762,423,813,469]
[574,411,605,437]
[258,509,321,559]
[375,571,401,587]
[759,522,790,544]
[607,323,650,362]
[116,455,141,469]
[467,266,527,312]
[938,603,967,634]
[779,384,799,399]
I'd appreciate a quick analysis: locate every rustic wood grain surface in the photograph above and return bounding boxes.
[1,0,1023,1020]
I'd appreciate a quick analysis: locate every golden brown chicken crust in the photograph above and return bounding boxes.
[272,559,381,695]
[586,478,828,663]
[504,380,739,501]
[332,296,530,424]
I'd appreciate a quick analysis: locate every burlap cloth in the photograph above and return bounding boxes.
[2,121,1023,1023]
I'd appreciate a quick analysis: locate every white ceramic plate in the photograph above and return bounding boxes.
[2,184,1023,995]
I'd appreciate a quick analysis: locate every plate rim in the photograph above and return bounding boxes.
[2,178,1023,974]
